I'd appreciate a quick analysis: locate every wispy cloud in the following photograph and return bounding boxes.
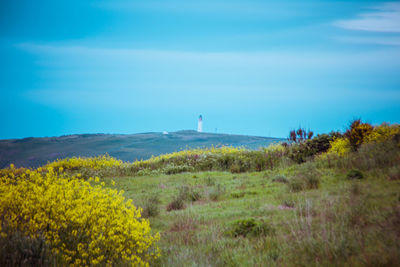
[16,42,400,68]
[333,36,400,46]
[17,42,400,113]
[334,2,400,33]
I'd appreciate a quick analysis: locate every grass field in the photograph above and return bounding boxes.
[103,160,400,266]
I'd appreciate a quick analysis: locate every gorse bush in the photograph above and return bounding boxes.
[0,167,160,266]
[365,122,400,144]
[345,119,374,151]
[45,154,122,171]
[328,137,351,156]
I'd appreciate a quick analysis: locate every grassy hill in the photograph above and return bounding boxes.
[1,121,399,266]
[0,130,283,168]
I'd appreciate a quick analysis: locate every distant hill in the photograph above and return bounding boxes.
[0,130,284,168]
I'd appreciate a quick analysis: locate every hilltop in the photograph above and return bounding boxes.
[0,130,283,168]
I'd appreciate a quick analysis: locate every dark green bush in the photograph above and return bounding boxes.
[346,169,364,180]
[231,191,246,198]
[286,132,342,163]
[227,218,275,237]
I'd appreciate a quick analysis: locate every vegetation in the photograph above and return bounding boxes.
[0,166,159,266]
[1,120,399,266]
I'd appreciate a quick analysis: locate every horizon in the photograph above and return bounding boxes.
[0,128,288,141]
[1,0,400,139]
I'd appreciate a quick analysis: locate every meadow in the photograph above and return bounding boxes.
[1,121,399,266]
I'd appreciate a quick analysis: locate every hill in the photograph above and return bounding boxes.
[1,121,399,266]
[0,130,283,168]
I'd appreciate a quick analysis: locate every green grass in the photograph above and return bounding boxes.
[102,160,400,266]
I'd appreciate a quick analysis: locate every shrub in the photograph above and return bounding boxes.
[166,197,184,211]
[177,185,202,202]
[364,123,400,144]
[208,184,225,201]
[141,194,161,218]
[328,137,351,156]
[44,154,122,172]
[388,166,400,181]
[231,191,246,198]
[227,218,275,238]
[287,132,342,163]
[282,199,296,208]
[345,119,373,151]
[272,174,288,183]
[288,128,314,144]
[0,168,160,266]
[0,224,60,266]
[287,179,305,193]
[229,163,242,173]
[346,169,364,180]
[164,164,194,175]
[166,187,191,211]
[287,164,320,192]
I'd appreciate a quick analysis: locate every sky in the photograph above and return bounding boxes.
[0,0,399,139]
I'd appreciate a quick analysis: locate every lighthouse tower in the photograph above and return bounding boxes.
[197,115,203,132]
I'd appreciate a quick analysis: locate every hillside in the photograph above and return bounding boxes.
[0,130,283,168]
[1,121,399,266]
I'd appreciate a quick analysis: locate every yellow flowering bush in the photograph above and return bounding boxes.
[45,154,122,171]
[327,123,400,157]
[327,138,351,156]
[0,167,159,266]
[0,163,28,178]
[364,123,400,144]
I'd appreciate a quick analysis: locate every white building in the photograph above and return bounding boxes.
[197,115,203,132]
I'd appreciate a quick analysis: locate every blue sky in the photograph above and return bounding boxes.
[1,0,399,139]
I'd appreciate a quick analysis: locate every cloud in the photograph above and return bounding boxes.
[16,42,400,68]
[334,36,400,46]
[333,2,400,33]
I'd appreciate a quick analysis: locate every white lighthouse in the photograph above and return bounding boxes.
[197,115,203,132]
